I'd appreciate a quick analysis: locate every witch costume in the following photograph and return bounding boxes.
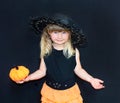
[30,13,87,103]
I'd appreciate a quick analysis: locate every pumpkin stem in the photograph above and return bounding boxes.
[16,66,19,70]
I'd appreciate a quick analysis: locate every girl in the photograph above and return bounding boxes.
[17,14,105,103]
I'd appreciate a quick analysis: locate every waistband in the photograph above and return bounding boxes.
[46,79,75,90]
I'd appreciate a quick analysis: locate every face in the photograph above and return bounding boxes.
[49,30,70,46]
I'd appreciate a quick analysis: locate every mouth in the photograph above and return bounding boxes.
[56,40,64,42]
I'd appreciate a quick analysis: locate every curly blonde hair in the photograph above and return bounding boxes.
[40,24,75,58]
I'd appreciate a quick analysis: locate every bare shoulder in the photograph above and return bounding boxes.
[74,48,82,72]
[75,48,80,60]
[39,57,47,72]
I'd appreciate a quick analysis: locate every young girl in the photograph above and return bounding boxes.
[17,14,105,103]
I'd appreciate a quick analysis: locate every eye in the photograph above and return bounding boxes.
[62,31,67,34]
[53,31,58,34]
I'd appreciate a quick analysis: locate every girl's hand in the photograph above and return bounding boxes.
[15,76,30,84]
[16,80,24,84]
[90,78,105,89]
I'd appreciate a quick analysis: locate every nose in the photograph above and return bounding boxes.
[58,33,62,39]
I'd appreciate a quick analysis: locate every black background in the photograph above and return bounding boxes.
[0,0,120,103]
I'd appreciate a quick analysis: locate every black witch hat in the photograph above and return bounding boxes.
[30,13,87,47]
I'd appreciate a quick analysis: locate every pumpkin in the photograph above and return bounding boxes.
[9,66,30,82]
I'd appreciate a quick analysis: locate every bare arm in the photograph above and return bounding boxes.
[74,48,105,89]
[16,58,46,83]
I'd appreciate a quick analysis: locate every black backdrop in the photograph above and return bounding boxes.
[0,0,120,103]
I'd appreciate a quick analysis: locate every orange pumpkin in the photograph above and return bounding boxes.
[9,66,30,82]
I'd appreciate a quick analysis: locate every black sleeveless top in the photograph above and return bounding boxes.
[44,48,76,83]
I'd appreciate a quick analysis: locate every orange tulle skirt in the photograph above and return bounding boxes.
[40,82,83,103]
